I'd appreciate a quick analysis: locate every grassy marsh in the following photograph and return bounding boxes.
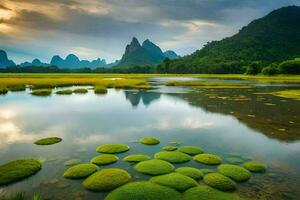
[271,89,300,100]
[31,89,52,96]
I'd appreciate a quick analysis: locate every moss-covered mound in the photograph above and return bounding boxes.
[34,137,62,145]
[7,85,26,92]
[63,164,98,179]
[243,161,267,172]
[194,154,222,165]
[94,86,108,94]
[64,159,81,166]
[175,167,204,180]
[150,173,198,191]
[123,154,151,162]
[178,146,203,155]
[105,181,182,200]
[96,144,130,154]
[218,164,251,182]
[0,159,42,186]
[183,185,242,200]
[56,89,73,95]
[83,168,131,192]
[203,173,236,191]
[140,137,160,145]
[163,146,177,151]
[154,151,191,163]
[0,88,8,95]
[31,89,52,96]
[73,88,88,94]
[134,159,174,176]
[91,154,119,165]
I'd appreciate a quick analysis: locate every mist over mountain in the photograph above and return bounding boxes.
[0,49,16,68]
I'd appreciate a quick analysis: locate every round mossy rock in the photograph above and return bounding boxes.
[134,159,174,176]
[178,146,203,155]
[150,172,198,191]
[83,168,131,192]
[194,154,222,165]
[163,146,177,151]
[73,88,88,94]
[105,181,182,200]
[218,164,251,182]
[91,154,119,165]
[63,164,98,179]
[175,167,204,180]
[0,159,42,186]
[203,173,236,191]
[183,185,242,200]
[154,151,191,163]
[243,161,267,172]
[123,154,151,162]
[140,137,160,145]
[96,144,129,154]
[34,137,62,145]
[64,159,81,166]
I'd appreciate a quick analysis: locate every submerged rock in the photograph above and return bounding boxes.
[178,146,203,155]
[63,164,98,179]
[243,161,267,172]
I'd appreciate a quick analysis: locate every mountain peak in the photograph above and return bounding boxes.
[0,49,16,68]
[130,37,140,46]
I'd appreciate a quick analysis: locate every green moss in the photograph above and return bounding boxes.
[178,146,203,155]
[0,87,8,95]
[134,159,174,176]
[183,185,242,200]
[63,164,98,179]
[194,154,222,165]
[0,192,26,200]
[218,164,251,182]
[123,154,151,162]
[201,168,215,174]
[34,137,62,145]
[243,161,267,172]
[96,144,130,154]
[56,89,73,95]
[94,86,108,94]
[140,137,160,145]
[272,89,300,100]
[105,181,182,200]
[73,88,88,94]
[225,157,244,164]
[7,85,26,92]
[91,154,119,165]
[31,89,52,96]
[64,159,81,166]
[163,146,177,151]
[175,167,204,180]
[154,151,191,163]
[0,159,42,186]
[150,173,198,191]
[83,168,131,192]
[203,173,236,191]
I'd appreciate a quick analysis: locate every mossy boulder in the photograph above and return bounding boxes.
[123,154,151,162]
[134,159,174,176]
[243,161,267,172]
[73,88,88,94]
[31,89,52,96]
[218,164,251,182]
[34,137,62,145]
[194,154,222,165]
[163,146,177,151]
[96,144,130,154]
[154,151,191,163]
[203,173,236,191]
[175,167,204,180]
[94,86,108,94]
[56,89,73,95]
[140,137,160,145]
[0,159,42,186]
[83,168,131,192]
[105,181,182,200]
[64,159,81,166]
[183,185,242,200]
[150,173,198,191]
[63,164,98,179]
[91,154,119,165]
[178,146,203,155]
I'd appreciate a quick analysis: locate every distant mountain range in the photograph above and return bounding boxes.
[0,49,16,68]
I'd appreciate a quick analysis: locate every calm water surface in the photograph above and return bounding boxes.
[0,79,299,200]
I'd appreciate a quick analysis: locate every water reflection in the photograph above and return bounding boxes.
[124,90,161,107]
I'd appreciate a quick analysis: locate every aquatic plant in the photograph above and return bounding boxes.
[178,146,203,155]
[32,194,43,200]
[64,159,81,166]
[150,172,198,191]
[243,161,267,172]
[104,181,182,200]
[94,86,108,94]
[63,164,98,179]
[31,89,52,96]
[91,154,119,165]
[123,154,151,162]
[83,168,131,192]
[162,146,177,151]
[34,137,62,145]
[140,137,160,145]
[96,144,130,154]
[218,164,251,182]
[0,193,25,200]
[0,159,42,186]
[194,153,222,165]
[203,173,236,191]
[175,167,204,180]
[154,151,191,163]
[0,88,8,95]
[272,89,300,100]
[73,88,88,94]
[134,159,174,176]
[56,89,73,95]
[7,85,26,92]
[183,185,242,200]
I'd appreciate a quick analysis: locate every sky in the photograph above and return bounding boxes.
[0,0,299,64]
